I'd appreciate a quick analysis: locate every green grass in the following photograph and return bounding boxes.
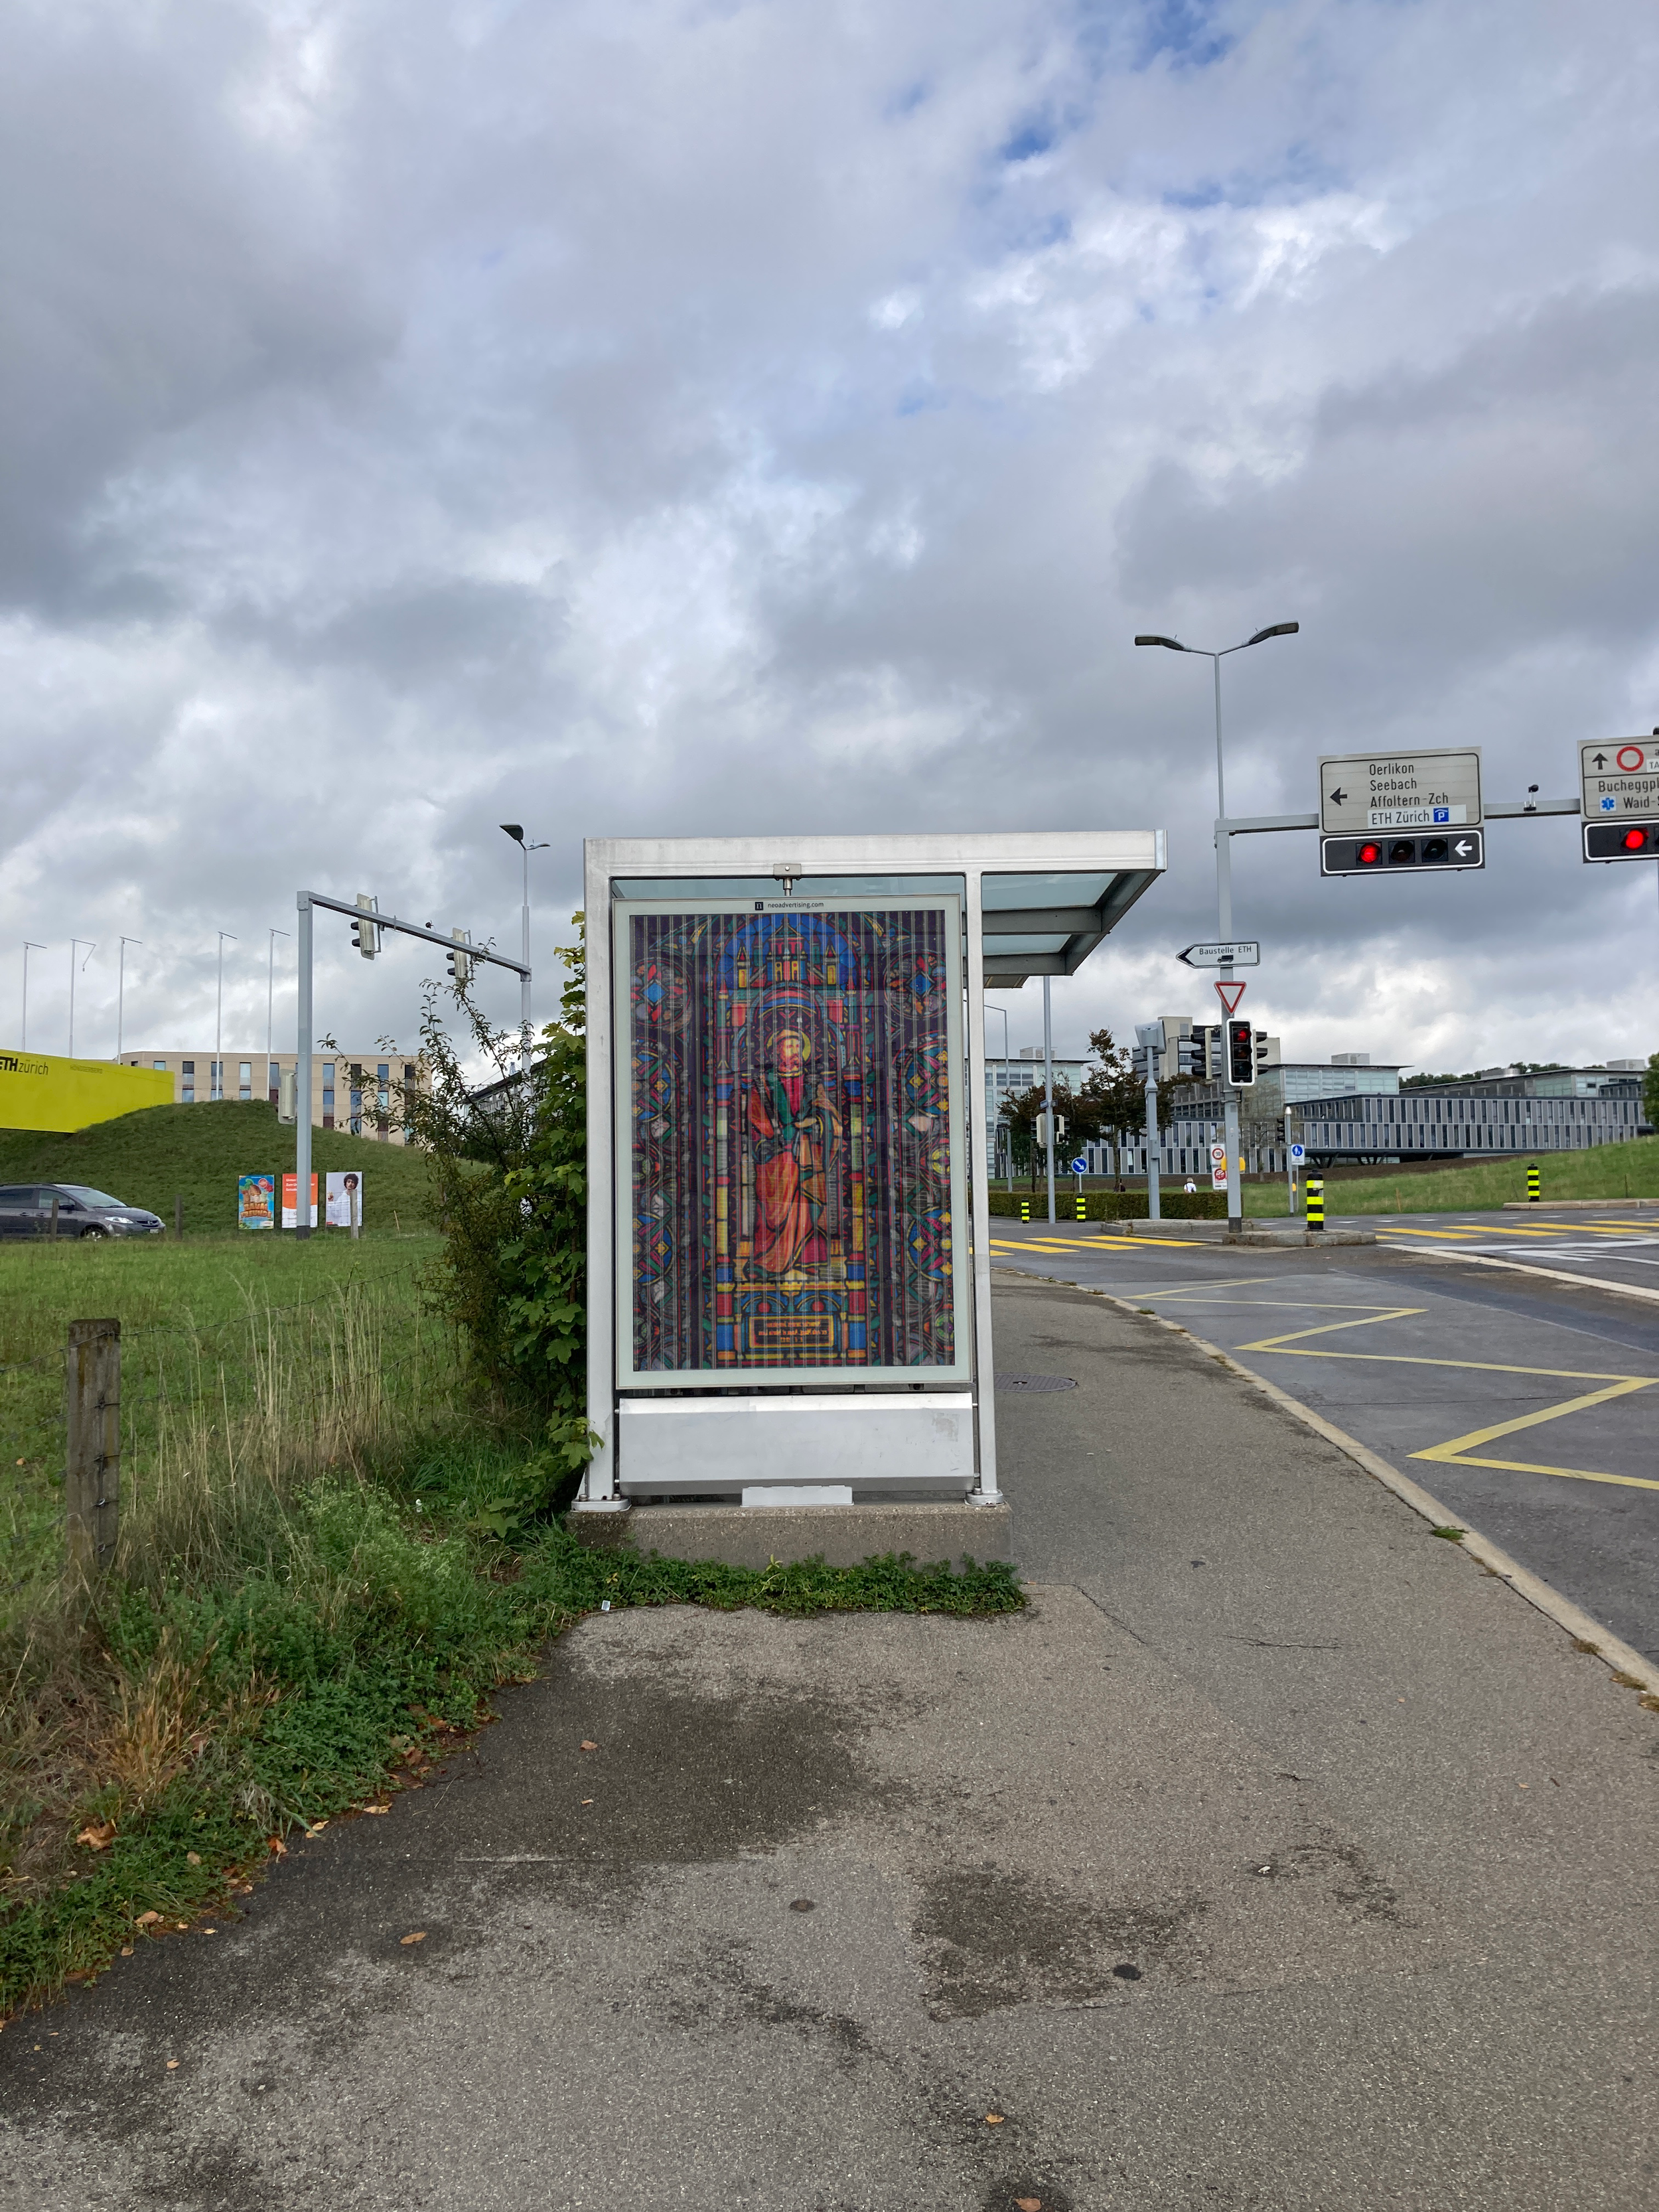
[1239,1135,1659,1217]
[0,1099,437,1238]
[1,1234,1023,2019]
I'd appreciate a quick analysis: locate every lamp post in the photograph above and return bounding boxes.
[1135,621,1299,1233]
[21,942,44,1049]
[117,937,142,1059]
[987,1000,1011,1185]
[499,824,548,1070]
[267,927,289,1063]
[215,932,238,1100]
[69,941,96,1059]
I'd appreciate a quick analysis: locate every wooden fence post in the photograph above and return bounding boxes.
[66,1319,121,1576]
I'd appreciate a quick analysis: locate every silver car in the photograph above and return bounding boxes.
[0,1184,165,1239]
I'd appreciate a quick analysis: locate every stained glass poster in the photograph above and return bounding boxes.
[616,898,968,1386]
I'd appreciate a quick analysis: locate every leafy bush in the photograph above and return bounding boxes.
[407,919,593,1479]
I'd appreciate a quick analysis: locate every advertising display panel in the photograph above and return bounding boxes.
[325,1171,364,1228]
[281,1172,318,1228]
[237,1174,276,1230]
[616,895,968,1390]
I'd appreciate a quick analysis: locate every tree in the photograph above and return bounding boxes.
[1081,1027,1143,1136]
[1644,1050,1659,1132]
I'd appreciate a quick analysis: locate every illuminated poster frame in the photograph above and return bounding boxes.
[613,891,970,1391]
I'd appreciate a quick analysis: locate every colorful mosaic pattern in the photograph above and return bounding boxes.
[627,905,958,1374]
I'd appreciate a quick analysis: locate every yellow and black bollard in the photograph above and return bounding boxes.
[1020,1199,1030,1223]
[1526,1161,1541,1204]
[1306,1176,1325,1232]
[1076,1191,1088,1222]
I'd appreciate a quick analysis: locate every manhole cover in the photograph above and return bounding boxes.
[995,1374,1078,1392]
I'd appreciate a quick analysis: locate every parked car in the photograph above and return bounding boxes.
[0,1184,165,1239]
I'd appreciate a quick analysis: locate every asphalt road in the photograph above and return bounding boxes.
[4,1280,1654,2210]
[989,1206,1659,1665]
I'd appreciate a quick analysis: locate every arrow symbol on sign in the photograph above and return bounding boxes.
[1328,786,1348,806]
[1453,839,1475,857]
[1214,979,1247,1015]
[1592,752,1607,769]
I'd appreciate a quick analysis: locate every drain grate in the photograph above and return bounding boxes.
[995,1374,1078,1392]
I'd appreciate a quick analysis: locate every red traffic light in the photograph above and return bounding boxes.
[1358,842,1380,865]
[1623,828,1647,851]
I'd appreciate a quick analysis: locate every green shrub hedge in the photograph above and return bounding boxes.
[986,1189,1226,1220]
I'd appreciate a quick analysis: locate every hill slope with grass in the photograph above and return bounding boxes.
[1243,1134,1658,1217]
[0,1100,436,1236]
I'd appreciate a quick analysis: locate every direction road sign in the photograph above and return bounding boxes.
[1581,737,1659,814]
[1319,749,1482,837]
[1580,739,1659,862]
[1213,978,1247,1015]
[1322,828,1484,875]
[1179,940,1260,968]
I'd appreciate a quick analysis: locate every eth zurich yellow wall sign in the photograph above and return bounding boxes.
[0,1051,174,1134]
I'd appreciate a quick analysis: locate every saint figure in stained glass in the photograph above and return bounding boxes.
[747,1028,842,1279]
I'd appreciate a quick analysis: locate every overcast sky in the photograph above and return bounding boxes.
[5,0,1658,1074]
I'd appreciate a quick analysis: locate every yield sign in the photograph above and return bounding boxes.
[1214,978,1247,1015]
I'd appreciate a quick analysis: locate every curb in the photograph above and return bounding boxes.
[995,1261,1659,1700]
[1109,1292,1659,1699]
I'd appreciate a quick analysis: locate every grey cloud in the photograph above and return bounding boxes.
[4,0,1658,1072]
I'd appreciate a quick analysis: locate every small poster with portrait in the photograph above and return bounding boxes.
[237,1174,276,1230]
[325,1171,364,1229]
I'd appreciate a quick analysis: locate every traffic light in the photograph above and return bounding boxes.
[1583,821,1659,861]
[447,928,473,989]
[351,893,381,958]
[1321,830,1484,875]
[1176,1036,1206,1077]
[1226,1018,1255,1086]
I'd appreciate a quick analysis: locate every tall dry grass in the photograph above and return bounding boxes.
[1,1280,463,1891]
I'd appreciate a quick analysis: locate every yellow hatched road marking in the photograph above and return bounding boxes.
[1228,1309,1659,1495]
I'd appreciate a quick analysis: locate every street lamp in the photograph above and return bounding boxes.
[21,942,44,1049]
[986,1000,1011,1185]
[117,937,142,1059]
[69,940,96,1059]
[267,926,290,1063]
[216,932,238,1099]
[499,824,548,1069]
[1135,621,1299,1232]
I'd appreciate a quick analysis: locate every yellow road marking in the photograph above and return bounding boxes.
[1230,1310,1659,1495]
[1412,1390,1659,1491]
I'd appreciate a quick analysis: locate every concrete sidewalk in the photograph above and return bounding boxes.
[3,1278,1654,2210]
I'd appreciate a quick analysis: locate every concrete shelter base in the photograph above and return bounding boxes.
[569,1499,1012,1570]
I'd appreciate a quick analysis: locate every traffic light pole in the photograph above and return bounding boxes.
[291,890,531,1242]
[1210,656,1246,1236]
[1042,974,1056,1225]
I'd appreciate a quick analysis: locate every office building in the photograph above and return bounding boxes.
[121,1051,426,1144]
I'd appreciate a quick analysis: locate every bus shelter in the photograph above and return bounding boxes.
[575,832,1165,1516]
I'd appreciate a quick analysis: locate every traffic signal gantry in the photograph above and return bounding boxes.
[292,889,531,1242]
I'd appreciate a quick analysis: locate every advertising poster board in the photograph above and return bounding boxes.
[325,1171,364,1229]
[281,1172,319,1228]
[237,1173,276,1230]
[616,895,968,1388]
